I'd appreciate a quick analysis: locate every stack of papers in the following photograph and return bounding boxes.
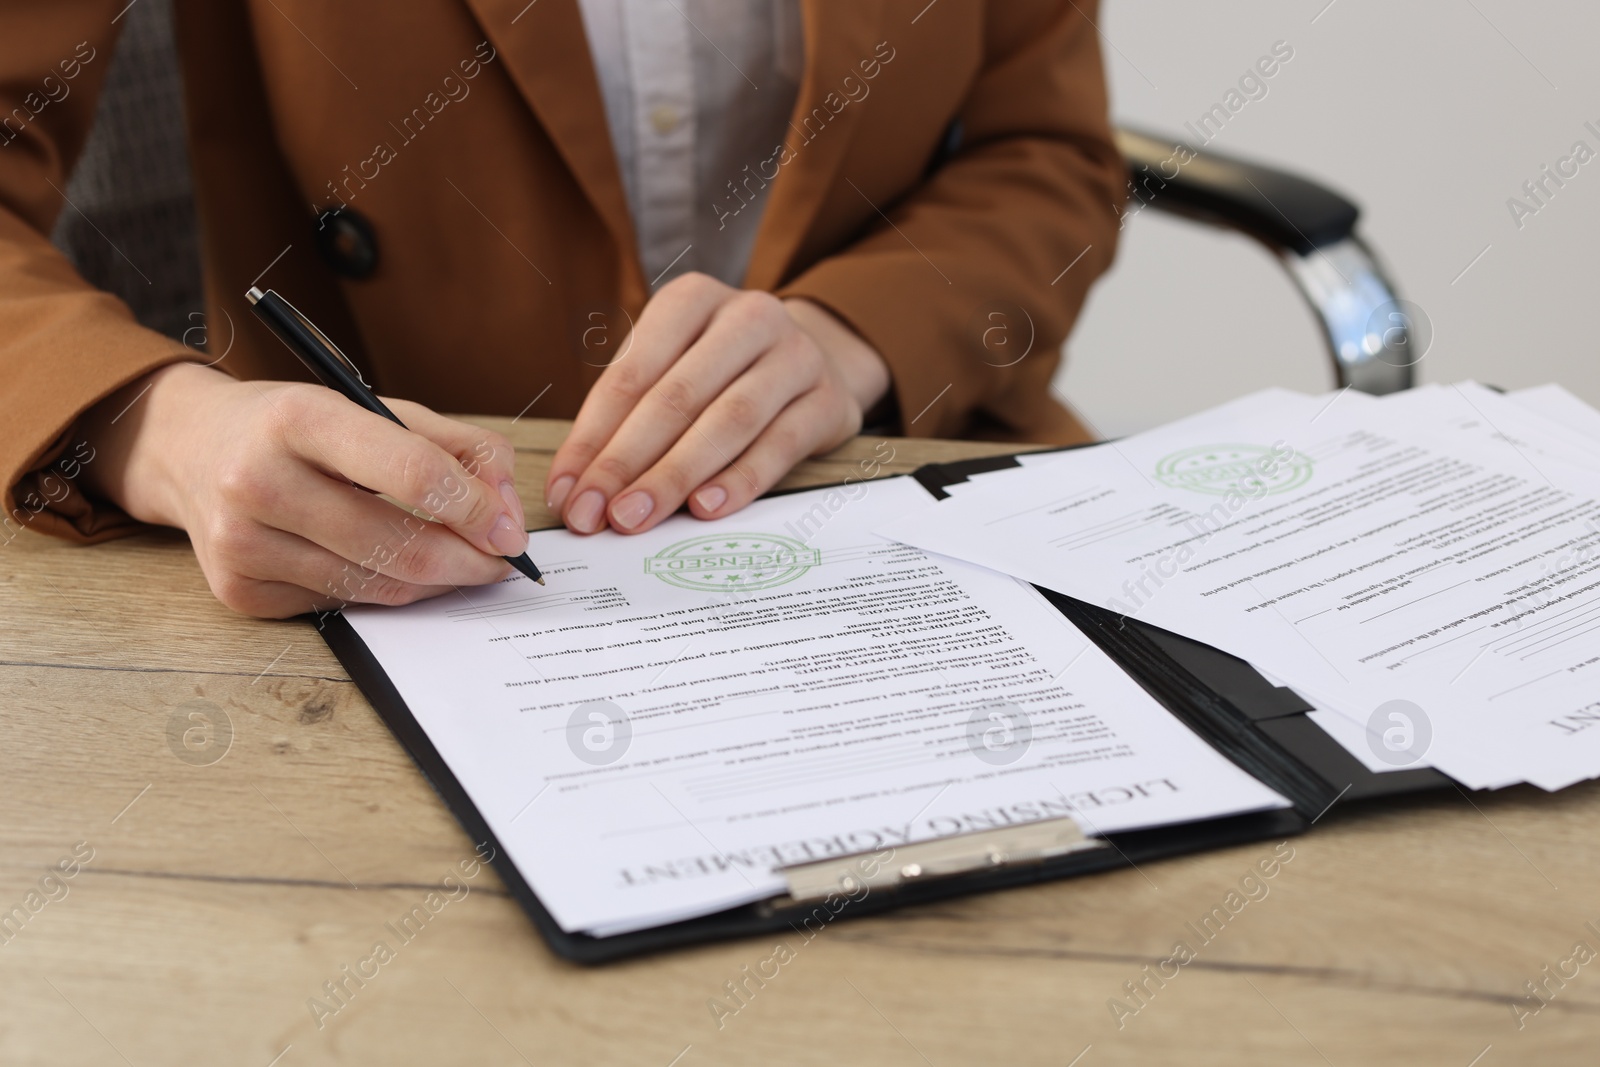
[880,382,1600,792]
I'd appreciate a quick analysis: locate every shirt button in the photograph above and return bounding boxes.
[649,104,681,135]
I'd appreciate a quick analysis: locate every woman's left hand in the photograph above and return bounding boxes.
[544,272,892,535]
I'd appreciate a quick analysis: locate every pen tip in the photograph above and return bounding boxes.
[505,554,544,585]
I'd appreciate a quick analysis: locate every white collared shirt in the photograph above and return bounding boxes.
[577,0,803,290]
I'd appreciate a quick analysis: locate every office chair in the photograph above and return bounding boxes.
[50,0,1415,397]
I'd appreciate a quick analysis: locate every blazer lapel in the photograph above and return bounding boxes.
[460,0,885,298]
[744,0,886,291]
[459,0,645,301]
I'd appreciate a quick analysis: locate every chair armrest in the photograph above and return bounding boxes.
[1114,127,1360,254]
[1114,126,1415,395]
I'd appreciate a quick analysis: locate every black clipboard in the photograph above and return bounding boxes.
[317,454,1453,964]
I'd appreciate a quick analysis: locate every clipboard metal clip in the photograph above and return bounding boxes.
[774,818,1108,908]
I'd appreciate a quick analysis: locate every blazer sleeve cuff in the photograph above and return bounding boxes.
[777,263,1088,445]
[2,294,194,547]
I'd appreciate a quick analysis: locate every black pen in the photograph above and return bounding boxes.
[245,286,545,586]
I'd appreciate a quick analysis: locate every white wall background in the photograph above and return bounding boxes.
[1057,0,1600,437]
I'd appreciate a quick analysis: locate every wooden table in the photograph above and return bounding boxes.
[3,418,1597,1065]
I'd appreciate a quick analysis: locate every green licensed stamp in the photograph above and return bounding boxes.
[645,533,820,591]
[1153,444,1311,497]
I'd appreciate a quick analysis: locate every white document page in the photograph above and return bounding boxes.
[342,477,1288,936]
[1509,383,1600,442]
[879,386,1600,791]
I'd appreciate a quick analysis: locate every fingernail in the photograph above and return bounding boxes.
[488,513,528,555]
[567,489,607,534]
[694,485,728,514]
[499,480,525,528]
[610,491,654,531]
[546,474,575,512]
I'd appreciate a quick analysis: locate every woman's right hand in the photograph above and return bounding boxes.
[79,362,529,618]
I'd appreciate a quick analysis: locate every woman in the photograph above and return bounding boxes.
[1,0,1121,616]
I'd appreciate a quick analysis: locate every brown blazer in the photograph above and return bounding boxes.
[1,0,1122,544]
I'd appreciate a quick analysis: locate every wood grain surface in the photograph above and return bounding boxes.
[2,418,1595,1065]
